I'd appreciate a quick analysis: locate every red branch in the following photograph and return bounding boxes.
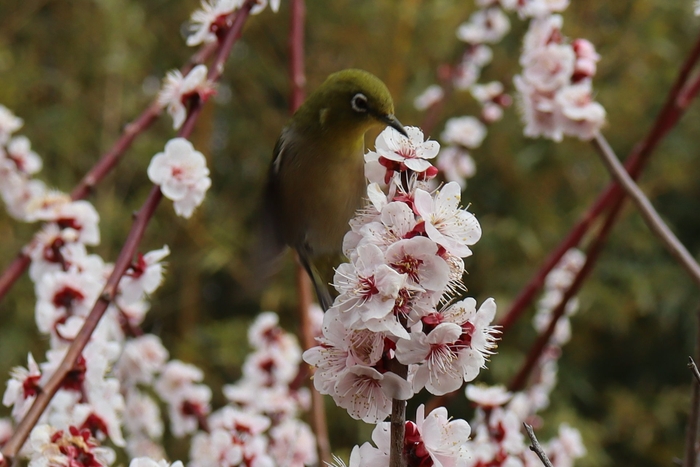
[286,0,331,464]
[508,189,625,391]
[497,30,700,333]
[0,2,255,462]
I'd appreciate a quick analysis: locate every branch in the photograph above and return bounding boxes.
[0,8,238,305]
[524,423,554,467]
[509,186,625,391]
[498,30,700,333]
[591,133,700,288]
[690,357,700,385]
[390,399,407,467]
[0,3,255,461]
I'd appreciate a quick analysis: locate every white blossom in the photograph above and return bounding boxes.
[147,138,211,218]
[441,116,487,149]
[158,65,213,129]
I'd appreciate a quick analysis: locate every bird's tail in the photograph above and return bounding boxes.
[297,247,337,312]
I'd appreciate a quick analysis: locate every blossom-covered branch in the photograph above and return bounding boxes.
[0,1,258,463]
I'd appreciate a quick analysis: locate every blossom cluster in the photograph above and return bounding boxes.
[345,248,587,467]
[461,384,586,467]
[304,126,499,427]
[190,312,317,467]
[514,15,605,141]
[0,103,209,466]
[414,0,604,189]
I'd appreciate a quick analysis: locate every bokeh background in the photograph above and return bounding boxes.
[1,1,700,466]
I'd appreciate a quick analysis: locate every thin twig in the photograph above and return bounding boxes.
[498,30,700,333]
[524,423,554,467]
[390,398,407,467]
[685,323,700,467]
[0,3,255,461]
[690,357,700,385]
[592,133,700,288]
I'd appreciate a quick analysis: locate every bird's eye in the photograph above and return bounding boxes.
[351,93,369,113]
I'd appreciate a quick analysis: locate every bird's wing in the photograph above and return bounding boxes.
[246,132,291,291]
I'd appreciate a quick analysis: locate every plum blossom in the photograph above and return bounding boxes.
[28,425,116,467]
[441,116,487,149]
[0,105,23,145]
[518,0,570,18]
[119,246,170,303]
[115,335,169,386]
[414,182,482,258]
[437,146,476,188]
[522,44,575,93]
[555,81,606,140]
[123,390,164,440]
[34,268,103,336]
[515,14,605,141]
[147,138,211,218]
[414,404,471,467]
[269,419,318,467]
[396,298,498,395]
[2,353,41,420]
[334,365,411,423]
[5,136,42,175]
[129,458,183,467]
[457,8,511,44]
[385,236,450,292]
[187,0,245,46]
[349,405,471,467]
[333,243,408,336]
[414,85,444,111]
[158,65,214,129]
[373,126,440,175]
[465,384,513,407]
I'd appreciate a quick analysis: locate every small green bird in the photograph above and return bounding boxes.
[259,69,407,311]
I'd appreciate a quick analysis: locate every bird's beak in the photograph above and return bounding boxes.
[381,114,408,137]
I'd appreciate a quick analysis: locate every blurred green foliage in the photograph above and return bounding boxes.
[1,1,699,466]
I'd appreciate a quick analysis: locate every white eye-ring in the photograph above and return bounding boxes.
[351,93,369,113]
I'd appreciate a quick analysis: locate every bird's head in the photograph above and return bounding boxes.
[298,69,408,138]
